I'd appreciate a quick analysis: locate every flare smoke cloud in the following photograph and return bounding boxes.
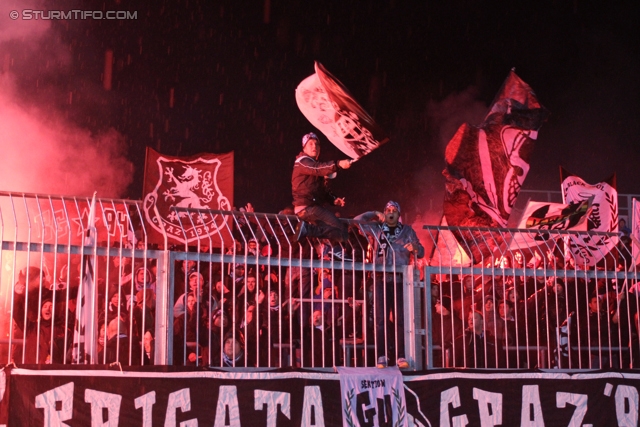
[0,0,133,198]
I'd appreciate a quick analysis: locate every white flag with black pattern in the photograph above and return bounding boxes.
[560,168,618,266]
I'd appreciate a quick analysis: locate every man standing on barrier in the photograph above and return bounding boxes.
[292,132,351,242]
[356,201,424,369]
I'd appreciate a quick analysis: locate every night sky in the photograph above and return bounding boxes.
[2,0,639,222]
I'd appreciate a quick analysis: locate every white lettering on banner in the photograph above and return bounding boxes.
[520,385,545,427]
[472,388,502,427]
[301,386,325,427]
[165,388,197,427]
[615,385,639,426]
[556,392,587,427]
[34,382,74,427]
[18,373,640,426]
[85,389,122,427]
[255,390,291,427]
[214,385,241,427]
[135,391,156,427]
[439,386,469,427]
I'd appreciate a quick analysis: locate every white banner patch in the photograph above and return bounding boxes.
[339,366,408,427]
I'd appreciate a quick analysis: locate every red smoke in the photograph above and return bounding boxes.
[0,0,133,198]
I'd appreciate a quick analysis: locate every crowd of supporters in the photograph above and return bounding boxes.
[430,238,638,369]
[8,225,387,368]
[9,252,158,365]
[7,215,638,371]
[168,236,380,368]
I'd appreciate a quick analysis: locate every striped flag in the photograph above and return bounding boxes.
[72,192,98,363]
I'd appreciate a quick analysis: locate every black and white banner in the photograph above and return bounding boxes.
[403,371,640,427]
[509,198,592,252]
[5,369,342,426]
[5,368,640,426]
[295,62,389,160]
[560,168,618,266]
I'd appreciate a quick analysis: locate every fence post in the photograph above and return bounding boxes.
[154,248,172,365]
[425,266,433,369]
[406,264,425,370]
[403,265,414,370]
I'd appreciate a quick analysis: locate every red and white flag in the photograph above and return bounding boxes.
[142,148,234,247]
[441,69,549,262]
[296,62,389,160]
[560,167,618,266]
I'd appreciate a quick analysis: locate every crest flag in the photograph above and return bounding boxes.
[142,148,234,247]
[295,61,389,160]
[441,69,549,263]
[560,167,618,266]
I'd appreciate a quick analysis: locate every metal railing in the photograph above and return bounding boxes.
[2,191,639,371]
[421,224,640,370]
[0,192,407,369]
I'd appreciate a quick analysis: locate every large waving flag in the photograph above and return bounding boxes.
[560,167,618,266]
[441,69,549,262]
[72,192,98,363]
[295,61,389,160]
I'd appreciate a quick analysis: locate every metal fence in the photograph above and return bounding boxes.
[421,224,640,370]
[0,192,406,369]
[2,191,639,371]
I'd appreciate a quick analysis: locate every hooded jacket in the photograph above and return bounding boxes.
[291,152,339,209]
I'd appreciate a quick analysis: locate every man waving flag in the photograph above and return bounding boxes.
[296,61,389,160]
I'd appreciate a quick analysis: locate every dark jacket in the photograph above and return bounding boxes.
[302,324,338,368]
[102,334,142,365]
[354,213,425,266]
[453,329,496,368]
[291,153,339,208]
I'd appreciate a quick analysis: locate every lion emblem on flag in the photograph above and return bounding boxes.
[143,156,230,243]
